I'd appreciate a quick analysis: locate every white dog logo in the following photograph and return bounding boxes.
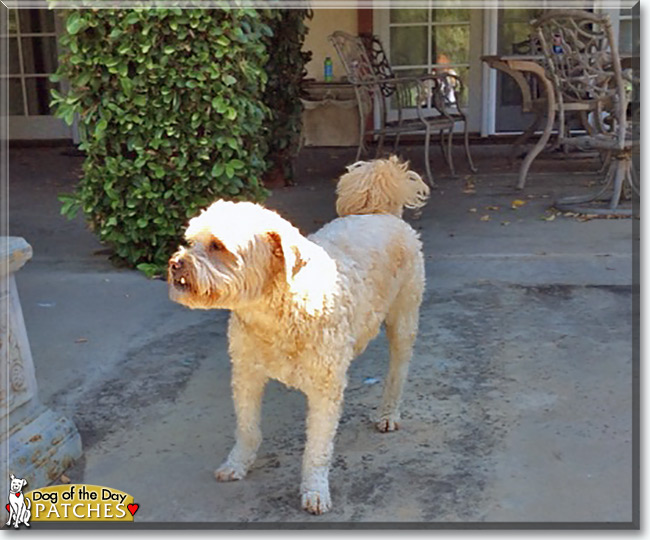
[6,474,31,528]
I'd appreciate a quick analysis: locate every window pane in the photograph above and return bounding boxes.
[390,26,427,66]
[390,9,428,24]
[498,22,536,55]
[393,67,428,77]
[432,25,469,65]
[432,9,470,23]
[9,78,24,115]
[9,38,20,74]
[18,9,56,33]
[499,8,539,24]
[390,68,427,109]
[8,10,18,34]
[21,36,58,74]
[497,9,542,54]
[498,72,524,107]
[619,19,632,54]
[25,77,57,115]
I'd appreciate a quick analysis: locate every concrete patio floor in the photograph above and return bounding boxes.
[9,144,636,526]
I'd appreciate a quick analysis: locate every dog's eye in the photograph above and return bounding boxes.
[209,239,224,252]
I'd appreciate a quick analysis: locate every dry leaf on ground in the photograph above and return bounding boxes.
[511,199,527,209]
[462,177,476,194]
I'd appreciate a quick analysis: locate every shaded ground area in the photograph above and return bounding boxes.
[9,144,635,525]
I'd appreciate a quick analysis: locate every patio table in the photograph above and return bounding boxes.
[482,53,634,191]
[481,55,556,189]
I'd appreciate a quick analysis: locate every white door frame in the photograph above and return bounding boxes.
[481,8,498,137]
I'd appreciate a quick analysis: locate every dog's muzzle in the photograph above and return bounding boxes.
[168,254,191,292]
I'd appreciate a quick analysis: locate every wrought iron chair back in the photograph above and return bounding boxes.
[533,10,626,149]
[359,34,396,97]
[328,30,476,185]
[328,30,377,86]
[328,30,385,148]
[533,10,637,214]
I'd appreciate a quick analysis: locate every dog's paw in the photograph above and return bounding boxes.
[214,462,247,482]
[301,489,332,515]
[376,417,400,432]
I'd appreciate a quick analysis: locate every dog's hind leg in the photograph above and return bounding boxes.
[215,363,268,482]
[377,281,422,433]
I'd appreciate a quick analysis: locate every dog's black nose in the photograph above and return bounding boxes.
[170,258,184,272]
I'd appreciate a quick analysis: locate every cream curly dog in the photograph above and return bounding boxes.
[168,156,429,515]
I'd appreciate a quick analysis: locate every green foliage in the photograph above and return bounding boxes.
[51,9,272,276]
[261,10,312,184]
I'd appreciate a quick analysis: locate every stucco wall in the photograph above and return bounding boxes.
[303,9,358,82]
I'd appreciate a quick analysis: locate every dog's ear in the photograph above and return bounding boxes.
[266,230,307,283]
[10,474,15,481]
[21,479,27,489]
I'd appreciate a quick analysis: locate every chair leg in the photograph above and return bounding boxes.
[424,126,435,187]
[597,150,612,174]
[438,129,450,168]
[609,158,626,210]
[376,130,386,157]
[509,111,542,164]
[554,155,634,216]
[356,120,365,161]
[463,121,477,173]
[446,128,456,177]
[394,132,402,153]
[355,143,363,162]
[629,157,640,196]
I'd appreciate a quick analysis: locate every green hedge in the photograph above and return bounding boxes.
[262,10,312,185]
[52,9,273,276]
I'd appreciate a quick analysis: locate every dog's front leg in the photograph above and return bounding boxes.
[16,507,25,527]
[301,386,344,515]
[6,505,13,527]
[215,364,268,482]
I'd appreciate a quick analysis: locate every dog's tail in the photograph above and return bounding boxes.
[335,156,430,218]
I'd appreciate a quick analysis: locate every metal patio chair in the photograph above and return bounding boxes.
[328,30,477,186]
[533,10,638,215]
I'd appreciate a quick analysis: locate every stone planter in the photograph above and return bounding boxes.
[1,237,82,488]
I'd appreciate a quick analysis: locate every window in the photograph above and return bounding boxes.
[618,9,634,55]
[5,9,60,117]
[386,7,471,107]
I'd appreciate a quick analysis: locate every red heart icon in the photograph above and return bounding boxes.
[127,503,139,516]
[14,493,19,497]
[5,504,9,512]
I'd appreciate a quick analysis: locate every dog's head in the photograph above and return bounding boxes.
[168,200,308,310]
[9,475,26,493]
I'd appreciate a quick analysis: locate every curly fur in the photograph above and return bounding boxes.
[335,155,430,218]
[168,157,427,515]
